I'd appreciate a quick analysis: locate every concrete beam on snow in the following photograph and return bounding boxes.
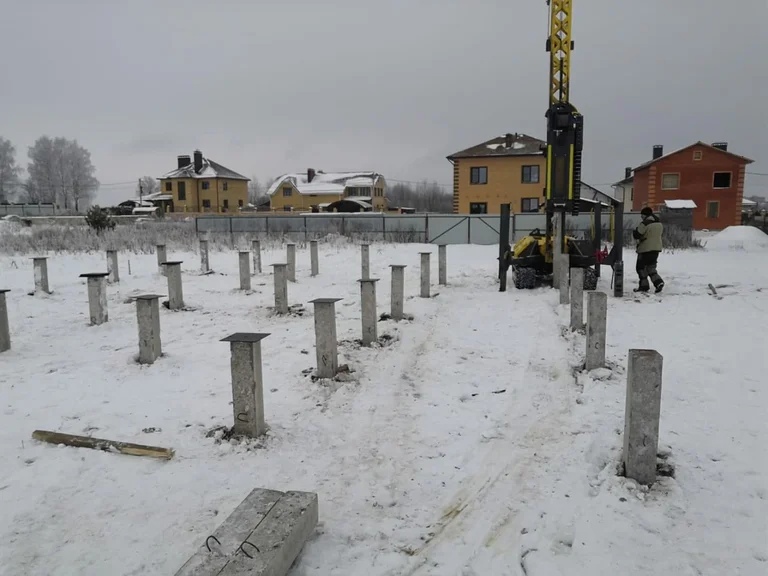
[174,488,318,576]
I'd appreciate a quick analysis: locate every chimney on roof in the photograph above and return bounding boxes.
[712,142,728,151]
[177,155,191,169]
[652,145,663,160]
[307,168,316,183]
[625,167,632,179]
[193,150,203,173]
[505,133,513,148]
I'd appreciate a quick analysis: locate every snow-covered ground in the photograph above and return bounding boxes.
[0,230,766,576]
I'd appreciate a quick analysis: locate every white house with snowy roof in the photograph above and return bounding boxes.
[266,169,387,212]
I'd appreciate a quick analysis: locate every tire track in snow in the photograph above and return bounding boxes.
[394,298,580,576]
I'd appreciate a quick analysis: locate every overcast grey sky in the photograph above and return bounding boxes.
[1,0,766,204]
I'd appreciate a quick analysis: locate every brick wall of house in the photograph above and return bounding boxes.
[632,144,750,230]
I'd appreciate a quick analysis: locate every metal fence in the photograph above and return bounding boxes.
[195,212,647,245]
[0,203,57,216]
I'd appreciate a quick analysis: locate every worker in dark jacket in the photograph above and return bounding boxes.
[633,207,665,293]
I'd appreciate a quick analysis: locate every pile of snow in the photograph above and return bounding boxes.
[704,225,768,251]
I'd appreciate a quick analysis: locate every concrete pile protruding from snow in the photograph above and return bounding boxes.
[704,225,768,251]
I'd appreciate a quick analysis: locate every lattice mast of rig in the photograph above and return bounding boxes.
[545,0,583,216]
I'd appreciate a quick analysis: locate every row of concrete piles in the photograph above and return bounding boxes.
[0,242,451,445]
[555,254,663,487]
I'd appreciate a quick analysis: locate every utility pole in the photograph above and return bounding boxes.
[138,179,143,203]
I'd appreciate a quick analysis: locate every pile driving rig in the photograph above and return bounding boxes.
[499,0,624,295]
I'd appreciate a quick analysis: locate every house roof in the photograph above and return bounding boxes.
[664,199,697,209]
[447,133,545,160]
[633,142,754,172]
[160,157,249,181]
[267,171,384,197]
[742,198,757,206]
[613,175,634,186]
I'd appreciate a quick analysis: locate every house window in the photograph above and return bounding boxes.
[177,181,186,201]
[713,172,732,189]
[238,199,243,208]
[202,181,210,190]
[693,150,703,161]
[222,199,229,210]
[202,199,211,209]
[661,173,680,190]
[283,186,292,197]
[283,205,292,212]
[165,182,172,192]
[470,167,488,185]
[522,165,540,184]
[707,201,720,219]
[521,198,539,212]
[469,202,487,214]
[223,181,228,191]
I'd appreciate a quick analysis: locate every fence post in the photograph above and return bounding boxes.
[310,298,342,378]
[238,251,251,290]
[79,273,109,325]
[310,240,319,276]
[32,257,51,294]
[570,267,584,330]
[586,291,607,370]
[358,278,379,346]
[106,250,119,283]
[156,244,168,276]
[136,294,163,364]
[419,252,431,298]
[623,349,664,485]
[162,261,185,310]
[271,264,289,314]
[389,265,406,320]
[0,290,10,353]
[286,243,296,283]
[221,332,270,438]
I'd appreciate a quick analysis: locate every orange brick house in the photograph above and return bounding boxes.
[631,142,753,230]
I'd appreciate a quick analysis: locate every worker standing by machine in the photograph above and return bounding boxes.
[633,207,665,293]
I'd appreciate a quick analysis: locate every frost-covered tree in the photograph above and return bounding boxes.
[0,137,22,203]
[137,176,160,198]
[25,136,99,211]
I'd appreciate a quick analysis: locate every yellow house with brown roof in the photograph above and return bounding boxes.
[447,133,547,215]
[158,150,250,213]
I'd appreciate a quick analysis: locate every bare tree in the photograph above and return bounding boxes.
[0,137,21,203]
[25,136,99,211]
[386,180,451,213]
[248,175,273,206]
[137,176,160,199]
